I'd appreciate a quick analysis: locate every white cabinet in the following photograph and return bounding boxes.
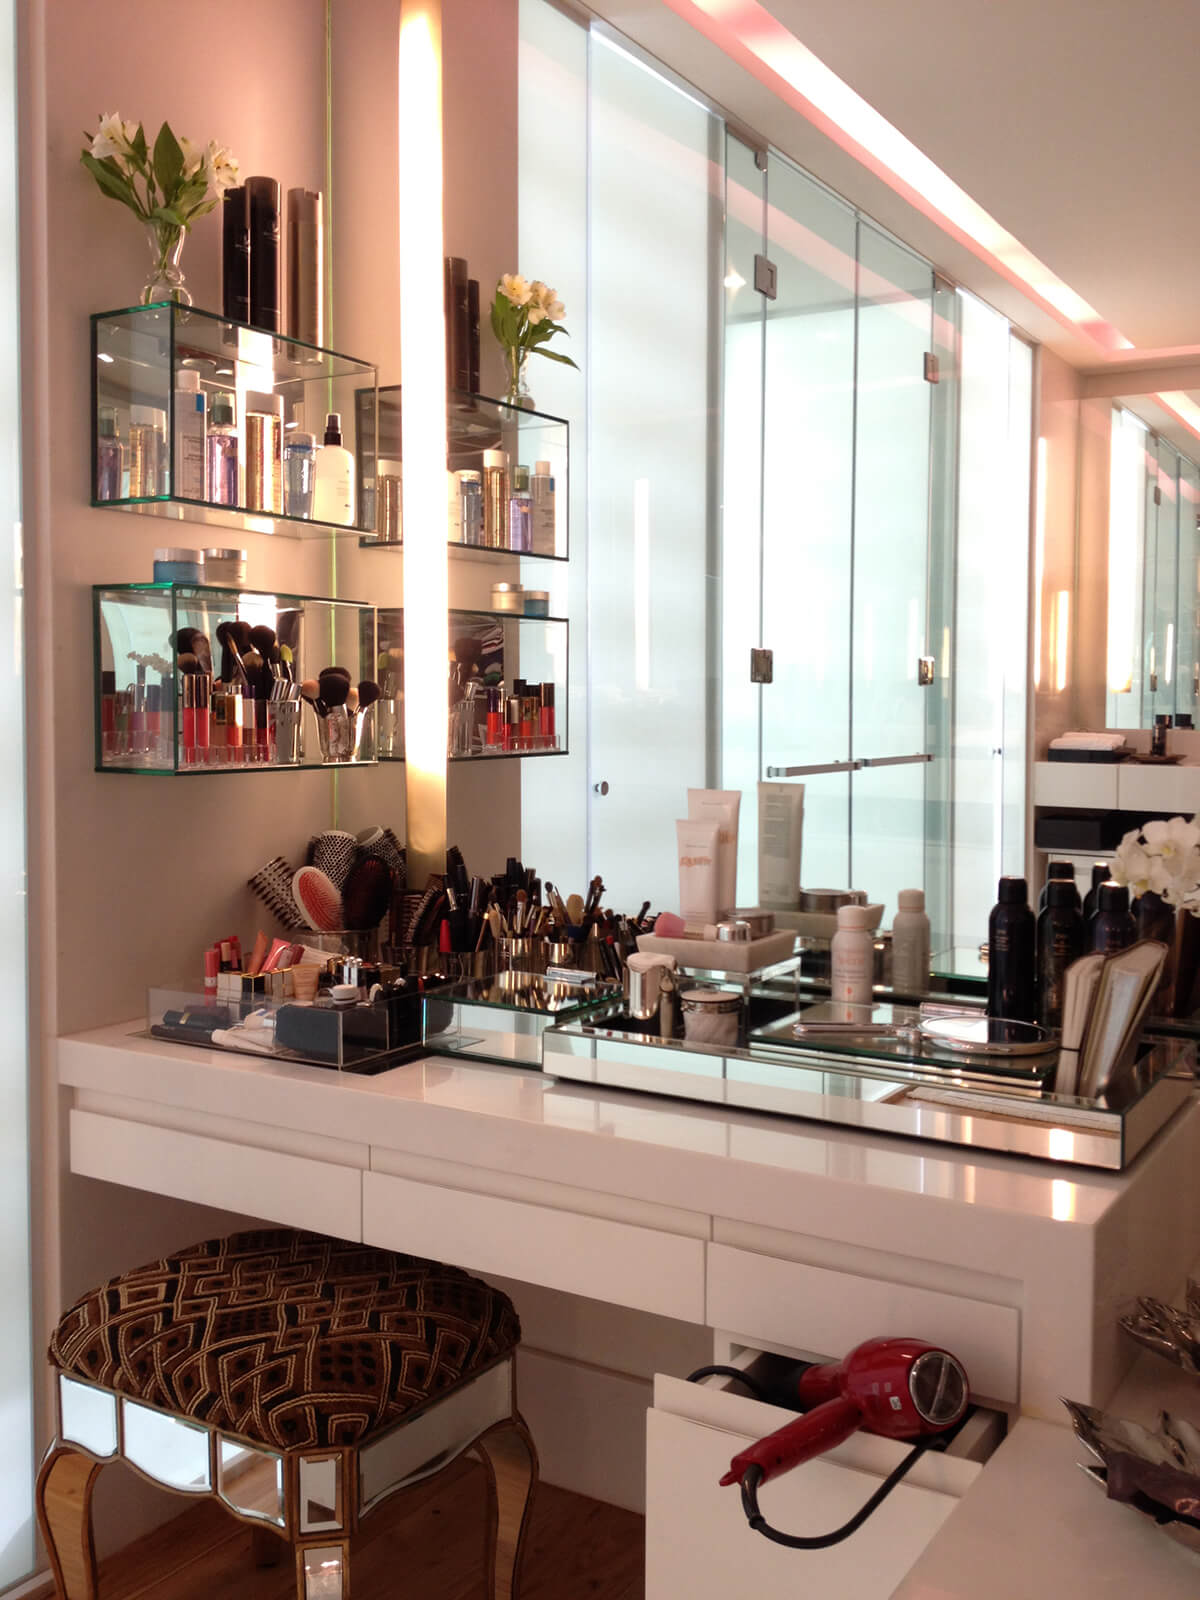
[646,1354,1002,1600]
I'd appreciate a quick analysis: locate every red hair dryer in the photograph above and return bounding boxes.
[721,1337,969,1490]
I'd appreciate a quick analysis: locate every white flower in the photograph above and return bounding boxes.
[1143,816,1200,868]
[179,135,204,180]
[1112,831,1170,898]
[91,112,131,162]
[546,298,566,321]
[498,273,532,307]
[203,141,240,195]
[526,306,546,326]
[123,119,140,150]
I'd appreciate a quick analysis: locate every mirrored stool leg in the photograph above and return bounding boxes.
[296,1537,351,1599]
[252,1524,286,1568]
[471,1417,539,1600]
[36,1446,104,1600]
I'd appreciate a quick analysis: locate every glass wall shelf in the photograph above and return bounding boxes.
[356,386,568,560]
[376,607,568,762]
[94,583,377,775]
[91,303,378,539]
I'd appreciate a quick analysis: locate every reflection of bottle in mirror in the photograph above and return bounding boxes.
[1036,880,1084,1029]
[207,391,239,507]
[891,889,930,994]
[1081,860,1110,928]
[1038,860,1076,913]
[1152,714,1171,757]
[987,876,1035,1022]
[96,406,124,500]
[509,465,532,552]
[1090,882,1136,953]
[532,460,556,554]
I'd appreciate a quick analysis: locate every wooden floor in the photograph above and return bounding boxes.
[78,1457,645,1599]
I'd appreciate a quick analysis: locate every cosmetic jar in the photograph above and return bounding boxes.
[715,919,752,942]
[153,547,204,584]
[201,548,248,587]
[492,582,525,613]
[329,984,359,1010]
[523,590,550,618]
[798,888,867,914]
[377,459,403,543]
[680,987,742,1047]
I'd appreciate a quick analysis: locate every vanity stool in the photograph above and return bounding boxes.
[37,1227,536,1599]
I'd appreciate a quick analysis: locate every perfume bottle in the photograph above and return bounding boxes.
[509,465,532,552]
[206,391,239,507]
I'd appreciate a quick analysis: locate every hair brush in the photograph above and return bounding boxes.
[248,857,305,929]
[292,866,344,933]
[341,856,393,931]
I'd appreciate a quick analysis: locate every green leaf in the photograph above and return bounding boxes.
[152,120,184,202]
[131,123,148,164]
[532,347,579,369]
[150,204,184,226]
[80,151,140,211]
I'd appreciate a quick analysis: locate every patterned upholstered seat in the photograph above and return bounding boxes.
[49,1228,521,1451]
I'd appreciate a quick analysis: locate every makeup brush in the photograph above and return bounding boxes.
[356,680,381,713]
[190,632,213,674]
[215,620,249,686]
[318,671,351,711]
[249,625,281,677]
[345,686,359,713]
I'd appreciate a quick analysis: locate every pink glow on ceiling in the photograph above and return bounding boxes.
[1154,392,1200,447]
[662,0,1136,355]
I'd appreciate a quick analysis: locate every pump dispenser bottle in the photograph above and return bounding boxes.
[312,412,355,526]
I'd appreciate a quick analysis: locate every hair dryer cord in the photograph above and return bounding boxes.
[738,1440,941,1550]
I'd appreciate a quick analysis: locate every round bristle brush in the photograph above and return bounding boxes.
[341,855,393,931]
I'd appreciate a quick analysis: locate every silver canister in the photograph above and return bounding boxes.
[268,684,301,765]
[500,937,547,974]
[377,459,402,543]
[376,696,402,759]
[625,955,676,1020]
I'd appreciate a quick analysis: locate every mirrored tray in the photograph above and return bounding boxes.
[542,996,1195,1169]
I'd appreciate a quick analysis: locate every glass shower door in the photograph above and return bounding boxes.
[1143,437,1178,724]
[848,222,934,914]
[1177,455,1200,723]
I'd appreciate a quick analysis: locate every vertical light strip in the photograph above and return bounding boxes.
[1107,409,1142,694]
[1032,437,1046,690]
[399,2,448,880]
[633,477,650,691]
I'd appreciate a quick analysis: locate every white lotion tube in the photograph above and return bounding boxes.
[687,789,741,917]
[757,781,804,909]
[676,818,721,926]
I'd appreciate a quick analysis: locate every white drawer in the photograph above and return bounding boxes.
[647,1351,1002,1600]
[706,1243,1019,1405]
[1033,760,1118,810]
[69,1109,363,1239]
[362,1170,705,1322]
[1117,762,1200,816]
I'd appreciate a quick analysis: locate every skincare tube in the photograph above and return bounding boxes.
[677,818,721,926]
[687,789,741,917]
[757,781,805,909]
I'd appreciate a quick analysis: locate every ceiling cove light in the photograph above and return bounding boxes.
[661,0,1133,354]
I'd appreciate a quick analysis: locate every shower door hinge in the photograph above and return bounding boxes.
[917,655,936,686]
[751,647,774,684]
[754,254,778,300]
[923,352,940,384]
[1154,484,1162,505]
[1150,671,1159,691]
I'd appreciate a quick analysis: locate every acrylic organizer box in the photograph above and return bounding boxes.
[147,985,423,1074]
[635,928,797,975]
[94,584,376,774]
[422,971,618,1069]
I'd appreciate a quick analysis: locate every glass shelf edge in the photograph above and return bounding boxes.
[92,496,374,542]
[93,581,373,607]
[359,538,568,563]
[92,302,376,374]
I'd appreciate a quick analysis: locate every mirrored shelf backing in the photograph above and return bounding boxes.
[92,303,379,540]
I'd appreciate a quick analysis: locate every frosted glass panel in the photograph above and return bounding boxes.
[585,35,720,910]
[849,222,932,917]
[0,0,32,1581]
[1107,407,1148,728]
[759,154,857,893]
[1177,457,1200,721]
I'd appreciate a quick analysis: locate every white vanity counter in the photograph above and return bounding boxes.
[57,1024,1200,1596]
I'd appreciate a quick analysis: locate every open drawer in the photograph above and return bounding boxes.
[647,1346,1006,1600]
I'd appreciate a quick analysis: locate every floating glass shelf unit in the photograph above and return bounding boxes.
[94,583,377,775]
[376,607,568,763]
[356,386,568,561]
[91,303,379,540]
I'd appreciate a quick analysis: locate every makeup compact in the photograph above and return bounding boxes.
[523,590,550,618]
[492,582,525,613]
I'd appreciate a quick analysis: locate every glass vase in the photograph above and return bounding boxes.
[142,221,191,307]
[502,348,533,411]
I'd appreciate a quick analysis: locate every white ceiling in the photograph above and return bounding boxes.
[589,0,1200,379]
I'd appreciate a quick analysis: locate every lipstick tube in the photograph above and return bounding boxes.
[225,684,244,765]
[204,946,220,998]
[181,673,210,767]
[539,682,555,748]
[520,694,536,749]
[505,695,521,753]
[486,686,502,750]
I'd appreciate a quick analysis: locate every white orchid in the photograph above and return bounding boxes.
[1112,815,1200,913]
[90,112,132,162]
[498,273,532,308]
[491,268,578,402]
[203,141,240,196]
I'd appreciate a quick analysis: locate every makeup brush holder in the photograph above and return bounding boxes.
[268,699,301,765]
[548,938,602,974]
[315,705,355,763]
[500,937,547,975]
[376,696,402,759]
[352,705,377,762]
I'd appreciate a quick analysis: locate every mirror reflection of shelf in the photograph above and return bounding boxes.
[91,303,379,541]
[375,606,569,764]
[356,385,569,561]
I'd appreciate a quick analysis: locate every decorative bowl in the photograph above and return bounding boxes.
[1063,1398,1200,1556]
[1120,1281,1200,1374]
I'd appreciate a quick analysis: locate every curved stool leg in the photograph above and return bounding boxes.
[471,1416,539,1600]
[36,1446,104,1600]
